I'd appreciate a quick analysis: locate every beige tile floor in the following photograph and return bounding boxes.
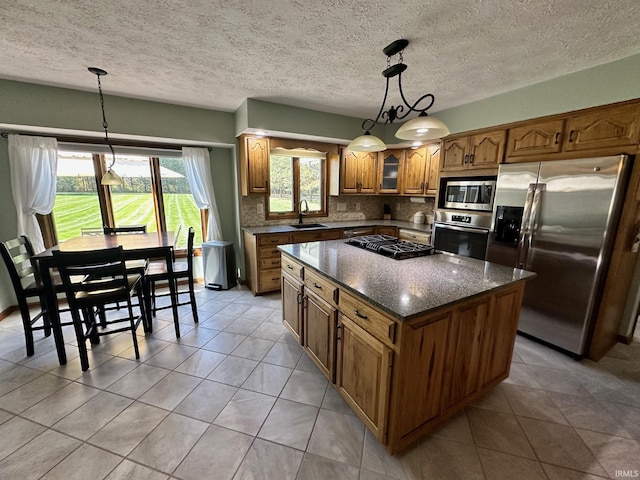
[0,285,639,479]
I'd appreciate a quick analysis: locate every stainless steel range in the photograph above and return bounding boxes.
[346,235,435,260]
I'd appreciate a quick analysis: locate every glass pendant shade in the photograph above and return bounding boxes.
[101,168,124,186]
[395,115,450,141]
[347,133,387,152]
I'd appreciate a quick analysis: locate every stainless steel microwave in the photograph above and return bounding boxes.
[443,179,496,211]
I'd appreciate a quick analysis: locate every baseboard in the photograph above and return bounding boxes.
[0,305,17,321]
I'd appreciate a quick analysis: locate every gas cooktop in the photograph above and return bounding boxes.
[346,235,435,260]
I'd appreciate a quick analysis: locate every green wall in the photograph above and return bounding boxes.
[432,54,640,135]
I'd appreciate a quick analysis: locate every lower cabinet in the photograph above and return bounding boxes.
[336,313,392,442]
[281,272,303,343]
[303,290,337,381]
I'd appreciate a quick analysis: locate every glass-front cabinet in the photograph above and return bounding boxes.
[377,149,404,194]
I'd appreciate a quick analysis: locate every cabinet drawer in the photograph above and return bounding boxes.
[258,233,291,246]
[259,269,282,291]
[282,256,304,280]
[398,229,431,245]
[305,268,339,307]
[259,245,281,258]
[340,290,396,345]
[292,229,342,243]
[260,257,281,270]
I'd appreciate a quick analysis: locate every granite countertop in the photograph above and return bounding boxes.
[242,219,432,235]
[279,240,535,322]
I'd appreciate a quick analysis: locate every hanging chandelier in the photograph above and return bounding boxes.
[347,39,450,152]
[89,67,124,186]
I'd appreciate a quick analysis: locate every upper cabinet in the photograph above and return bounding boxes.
[505,119,565,159]
[378,149,404,194]
[506,102,640,162]
[401,145,440,196]
[441,130,506,173]
[340,150,378,194]
[240,135,270,196]
[563,103,640,152]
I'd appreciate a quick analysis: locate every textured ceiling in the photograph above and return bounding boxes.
[1,0,639,120]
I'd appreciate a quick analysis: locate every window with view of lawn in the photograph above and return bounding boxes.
[267,151,326,219]
[52,150,203,248]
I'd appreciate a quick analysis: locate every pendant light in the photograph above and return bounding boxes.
[89,67,124,186]
[347,39,449,152]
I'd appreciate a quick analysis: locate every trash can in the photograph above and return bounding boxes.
[202,241,237,290]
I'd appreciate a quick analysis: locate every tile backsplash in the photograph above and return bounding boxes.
[241,194,435,226]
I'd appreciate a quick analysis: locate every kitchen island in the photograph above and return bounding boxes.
[279,239,534,453]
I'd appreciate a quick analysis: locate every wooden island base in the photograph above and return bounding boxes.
[280,251,527,454]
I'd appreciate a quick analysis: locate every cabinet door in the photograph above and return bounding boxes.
[375,226,398,237]
[441,137,468,172]
[341,150,361,194]
[425,145,440,196]
[246,137,270,193]
[378,150,403,194]
[469,130,506,169]
[304,291,337,381]
[441,298,489,412]
[563,103,640,152]
[358,152,378,194]
[506,119,564,159]
[282,273,303,344]
[336,314,392,441]
[402,147,427,195]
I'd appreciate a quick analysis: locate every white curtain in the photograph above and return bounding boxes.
[8,134,58,253]
[182,147,223,241]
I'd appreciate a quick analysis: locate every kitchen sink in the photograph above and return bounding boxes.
[289,223,327,229]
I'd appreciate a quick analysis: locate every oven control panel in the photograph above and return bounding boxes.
[451,215,472,223]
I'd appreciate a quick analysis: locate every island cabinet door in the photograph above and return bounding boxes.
[440,297,490,413]
[303,290,337,382]
[282,273,303,344]
[336,314,392,442]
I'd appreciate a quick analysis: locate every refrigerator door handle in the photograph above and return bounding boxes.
[524,183,545,270]
[517,183,537,268]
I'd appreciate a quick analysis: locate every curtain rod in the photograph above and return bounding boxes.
[0,131,212,151]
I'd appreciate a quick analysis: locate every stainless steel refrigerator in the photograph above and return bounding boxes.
[486,155,630,356]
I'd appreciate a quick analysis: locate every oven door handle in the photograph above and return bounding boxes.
[435,223,489,235]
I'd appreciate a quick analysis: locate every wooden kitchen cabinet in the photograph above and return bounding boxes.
[291,229,342,243]
[401,145,440,196]
[441,129,506,173]
[282,271,303,344]
[243,231,292,295]
[375,226,398,237]
[505,119,565,159]
[563,102,640,152]
[341,150,378,194]
[336,313,393,441]
[505,102,640,162]
[303,289,337,381]
[377,149,404,194]
[240,135,270,195]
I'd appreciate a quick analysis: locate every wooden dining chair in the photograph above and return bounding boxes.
[54,246,146,371]
[145,227,198,338]
[0,236,73,356]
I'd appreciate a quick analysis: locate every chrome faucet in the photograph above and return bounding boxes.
[298,199,309,224]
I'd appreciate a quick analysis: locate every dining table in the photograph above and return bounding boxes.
[32,231,176,365]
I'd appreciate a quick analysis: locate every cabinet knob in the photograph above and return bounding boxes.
[313,282,322,290]
[568,130,576,142]
[554,132,560,144]
[464,154,469,164]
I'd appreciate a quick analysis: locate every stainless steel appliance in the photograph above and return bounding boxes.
[433,210,492,260]
[346,235,435,260]
[443,179,496,211]
[486,156,630,356]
